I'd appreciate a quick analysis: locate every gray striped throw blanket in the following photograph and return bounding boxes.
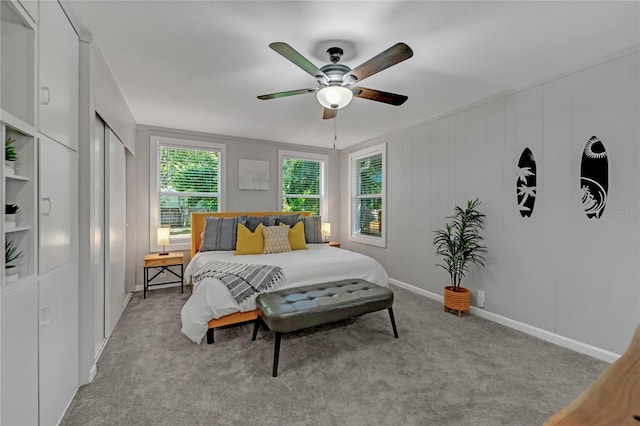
[192,260,285,307]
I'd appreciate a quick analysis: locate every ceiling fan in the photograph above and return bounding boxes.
[257,42,414,120]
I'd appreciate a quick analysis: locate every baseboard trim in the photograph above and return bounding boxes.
[134,282,181,292]
[88,289,133,385]
[95,337,109,365]
[388,278,621,364]
[56,386,79,426]
[88,363,98,382]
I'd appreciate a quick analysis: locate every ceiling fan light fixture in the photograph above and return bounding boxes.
[316,86,353,110]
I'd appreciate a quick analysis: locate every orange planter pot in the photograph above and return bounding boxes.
[443,286,470,317]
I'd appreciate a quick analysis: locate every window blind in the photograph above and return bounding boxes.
[158,145,220,236]
[159,146,219,194]
[351,152,383,238]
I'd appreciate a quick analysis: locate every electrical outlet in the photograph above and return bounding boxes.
[477,290,485,308]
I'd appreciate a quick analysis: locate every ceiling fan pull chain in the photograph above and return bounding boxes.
[333,115,338,150]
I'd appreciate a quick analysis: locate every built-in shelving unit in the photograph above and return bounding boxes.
[1,2,40,425]
[3,0,81,423]
[1,1,37,292]
[3,120,37,288]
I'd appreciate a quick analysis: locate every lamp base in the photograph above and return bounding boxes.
[158,252,169,256]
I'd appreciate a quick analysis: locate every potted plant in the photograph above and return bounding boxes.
[5,239,22,284]
[5,136,17,176]
[5,204,19,229]
[433,198,487,317]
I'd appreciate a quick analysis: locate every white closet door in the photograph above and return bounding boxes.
[105,129,126,336]
[39,136,76,274]
[93,116,106,356]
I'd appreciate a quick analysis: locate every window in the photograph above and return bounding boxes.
[348,143,386,247]
[150,136,226,251]
[279,150,327,217]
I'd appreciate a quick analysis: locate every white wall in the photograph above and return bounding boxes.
[340,52,640,356]
[78,37,137,385]
[134,127,341,288]
[90,43,136,153]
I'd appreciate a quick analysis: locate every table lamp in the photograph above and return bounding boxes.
[321,222,331,243]
[157,227,170,255]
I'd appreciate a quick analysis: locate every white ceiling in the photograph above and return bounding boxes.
[63,1,639,149]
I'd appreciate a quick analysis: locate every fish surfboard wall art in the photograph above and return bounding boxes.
[580,136,608,219]
[516,147,537,217]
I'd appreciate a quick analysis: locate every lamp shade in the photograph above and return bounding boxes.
[157,227,170,247]
[321,222,331,238]
[316,86,353,110]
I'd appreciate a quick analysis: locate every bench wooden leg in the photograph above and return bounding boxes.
[206,328,214,344]
[252,317,261,341]
[388,307,399,338]
[273,332,282,377]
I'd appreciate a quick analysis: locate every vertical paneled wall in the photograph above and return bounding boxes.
[341,52,640,354]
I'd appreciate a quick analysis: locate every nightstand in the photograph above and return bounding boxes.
[143,252,184,299]
[325,241,341,248]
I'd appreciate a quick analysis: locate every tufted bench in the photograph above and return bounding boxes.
[252,279,398,377]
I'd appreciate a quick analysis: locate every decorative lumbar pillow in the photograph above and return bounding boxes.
[235,223,264,255]
[200,217,238,251]
[281,221,307,250]
[302,216,323,243]
[275,214,300,228]
[262,225,292,254]
[238,215,275,232]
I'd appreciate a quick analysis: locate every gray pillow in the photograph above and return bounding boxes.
[302,216,323,243]
[275,214,300,228]
[238,215,275,232]
[200,217,238,251]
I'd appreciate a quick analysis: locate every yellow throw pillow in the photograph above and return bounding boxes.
[235,223,264,255]
[262,225,292,254]
[281,222,307,250]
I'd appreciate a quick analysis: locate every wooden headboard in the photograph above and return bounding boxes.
[190,211,311,258]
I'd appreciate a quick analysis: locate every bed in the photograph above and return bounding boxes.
[180,211,389,343]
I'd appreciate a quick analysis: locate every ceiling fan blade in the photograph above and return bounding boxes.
[257,88,317,100]
[270,42,328,80]
[346,43,413,83]
[323,108,337,120]
[352,87,408,106]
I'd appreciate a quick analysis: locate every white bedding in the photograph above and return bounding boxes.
[180,244,388,343]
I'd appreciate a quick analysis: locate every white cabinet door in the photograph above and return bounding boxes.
[1,283,39,426]
[39,259,79,426]
[39,136,77,274]
[39,1,78,150]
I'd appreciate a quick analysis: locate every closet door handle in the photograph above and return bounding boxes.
[42,197,52,216]
[41,86,51,105]
[40,307,51,327]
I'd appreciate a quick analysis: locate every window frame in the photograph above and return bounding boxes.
[348,142,386,247]
[278,150,328,219]
[149,135,226,252]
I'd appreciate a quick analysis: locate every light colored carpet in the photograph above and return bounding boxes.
[61,285,607,426]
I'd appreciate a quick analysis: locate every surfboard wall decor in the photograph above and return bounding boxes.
[516,147,537,217]
[580,136,608,219]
